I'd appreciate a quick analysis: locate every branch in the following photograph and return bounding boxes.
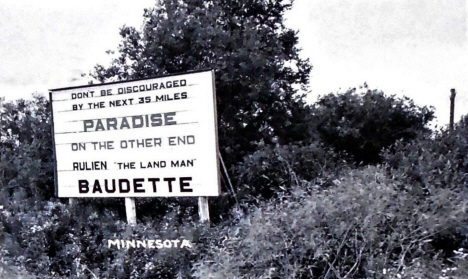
[344,244,365,278]
[327,262,343,279]
[324,224,356,279]
[85,267,98,279]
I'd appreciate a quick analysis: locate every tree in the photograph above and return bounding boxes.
[92,0,312,165]
[0,95,54,199]
[310,86,435,164]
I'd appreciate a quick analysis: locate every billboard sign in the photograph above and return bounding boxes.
[50,70,220,197]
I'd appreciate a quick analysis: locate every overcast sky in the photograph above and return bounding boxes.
[1,0,466,126]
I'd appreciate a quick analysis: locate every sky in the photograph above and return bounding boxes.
[1,0,467,126]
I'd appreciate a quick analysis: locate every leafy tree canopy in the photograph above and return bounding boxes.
[310,86,435,164]
[92,0,312,165]
[0,95,54,199]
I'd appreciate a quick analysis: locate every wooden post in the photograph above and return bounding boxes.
[219,154,239,208]
[69,198,75,206]
[198,197,210,223]
[125,198,137,225]
[0,98,3,183]
[450,88,456,130]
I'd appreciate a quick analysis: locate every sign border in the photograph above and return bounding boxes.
[49,69,214,92]
[49,92,59,197]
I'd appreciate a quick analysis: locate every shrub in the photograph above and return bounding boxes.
[310,87,434,164]
[233,142,349,201]
[383,115,468,193]
[193,166,468,278]
[1,198,202,279]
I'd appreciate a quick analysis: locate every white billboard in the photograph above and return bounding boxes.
[50,70,220,197]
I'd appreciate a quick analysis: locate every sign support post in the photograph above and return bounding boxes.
[125,198,137,225]
[198,197,210,223]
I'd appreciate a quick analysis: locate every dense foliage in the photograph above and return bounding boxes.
[193,166,468,278]
[383,115,468,193]
[92,0,312,165]
[5,200,210,278]
[0,95,54,201]
[233,142,349,201]
[3,150,468,278]
[310,86,435,164]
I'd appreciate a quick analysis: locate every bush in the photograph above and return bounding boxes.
[233,142,349,201]
[310,87,434,164]
[1,198,203,279]
[193,166,468,278]
[383,115,468,193]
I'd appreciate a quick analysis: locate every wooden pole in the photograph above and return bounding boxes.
[198,197,210,223]
[450,89,456,130]
[125,198,137,225]
[219,154,239,208]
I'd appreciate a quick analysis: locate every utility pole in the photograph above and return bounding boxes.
[450,89,456,130]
